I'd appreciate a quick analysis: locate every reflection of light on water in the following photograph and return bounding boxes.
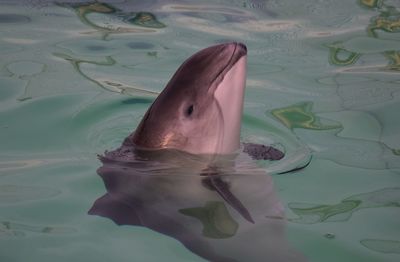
[0,158,70,172]
[332,65,395,73]
[159,4,251,16]
[0,184,60,203]
[385,51,400,71]
[305,28,363,37]
[97,79,159,96]
[126,12,166,28]
[2,37,41,44]
[327,0,400,70]
[0,220,76,237]
[52,52,160,97]
[5,60,46,101]
[173,16,244,37]
[359,0,382,9]
[360,239,400,254]
[58,2,165,39]
[0,160,44,171]
[289,187,400,224]
[271,102,342,130]
[234,20,300,32]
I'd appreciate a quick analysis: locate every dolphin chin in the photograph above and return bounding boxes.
[129,42,248,155]
[214,55,247,154]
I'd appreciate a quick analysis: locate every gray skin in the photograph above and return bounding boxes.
[127,42,248,155]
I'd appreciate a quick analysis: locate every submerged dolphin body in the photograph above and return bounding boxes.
[89,43,308,261]
[89,152,307,262]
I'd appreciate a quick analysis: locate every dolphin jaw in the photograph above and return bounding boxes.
[213,55,247,154]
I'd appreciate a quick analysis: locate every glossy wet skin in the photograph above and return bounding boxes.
[129,42,247,155]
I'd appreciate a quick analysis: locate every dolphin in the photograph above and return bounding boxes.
[126,42,248,155]
[94,42,289,224]
[89,43,307,261]
[112,42,285,223]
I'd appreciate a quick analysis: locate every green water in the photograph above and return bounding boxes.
[0,0,399,261]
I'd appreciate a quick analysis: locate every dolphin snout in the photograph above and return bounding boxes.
[237,42,247,52]
[221,42,247,55]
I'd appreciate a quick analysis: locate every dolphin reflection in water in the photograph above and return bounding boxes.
[89,43,307,262]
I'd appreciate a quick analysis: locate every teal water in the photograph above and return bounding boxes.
[0,0,399,261]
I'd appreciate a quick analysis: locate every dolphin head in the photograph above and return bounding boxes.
[131,42,247,155]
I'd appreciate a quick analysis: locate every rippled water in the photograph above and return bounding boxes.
[0,0,399,261]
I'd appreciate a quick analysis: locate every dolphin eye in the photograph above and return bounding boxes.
[186,105,194,117]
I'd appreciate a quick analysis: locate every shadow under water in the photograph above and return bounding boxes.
[89,144,307,262]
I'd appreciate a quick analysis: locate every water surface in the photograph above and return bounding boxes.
[0,0,399,261]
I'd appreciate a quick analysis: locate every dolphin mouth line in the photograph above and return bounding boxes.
[212,42,247,155]
[208,42,247,93]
